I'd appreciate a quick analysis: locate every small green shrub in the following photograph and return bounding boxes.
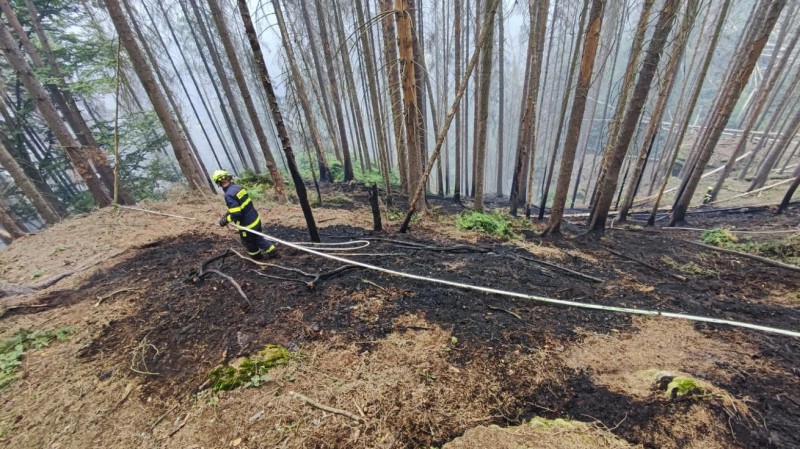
[700,229,738,246]
[0,327,75,391]
[456,210,513,238]
[208,344,291,391]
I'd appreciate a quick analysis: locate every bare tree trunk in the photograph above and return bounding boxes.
[495,0,504,198]
[670,0,787,225]
[272,0,332,183]
[750,106,800,190]
[588,0,676,233]
[206,0,287,202]
[0,19,116,206]
[509,0,546,216]
[470,0,481,199]
[0,139,61,224]
[102,0,208,192]
[312,0,354,182]
[400,0,500,232]
[414,0,429,194]
[542,0,604,235]
[471,0,497,212]
[538,0,590,220]
[186,0,262,173]
[453,0,463,202]
[617,1,697,221]
[712,20,800,199]
[237,0,319,242]
[395,0,425,210]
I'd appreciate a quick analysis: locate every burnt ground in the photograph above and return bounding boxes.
[10,201,799,448]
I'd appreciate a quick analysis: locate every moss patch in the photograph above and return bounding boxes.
[456,211,513,238]
[208,344,291,391]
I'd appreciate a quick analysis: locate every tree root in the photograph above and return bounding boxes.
[487,304,522,320]
[252,265,361,291]
[289,390,364,423]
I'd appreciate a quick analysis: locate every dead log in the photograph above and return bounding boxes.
[687,241,800,274]
[603,248,687,281]
[515,254,604,283]
[369,183,382,232]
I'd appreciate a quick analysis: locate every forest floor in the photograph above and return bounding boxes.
[0,185,798,449]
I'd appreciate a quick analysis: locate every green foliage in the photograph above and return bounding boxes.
[208,344,291,391]
[665,376,704,399]
[456,210,514,238]
[71,191,96,213]
[700,229,738,246]
[0,327,75,391]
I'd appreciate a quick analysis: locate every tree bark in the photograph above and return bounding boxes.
[237,0,319,242]
[381,0,409,193]
[542,0,604,235]
[588,0,677,233]
[750,106,800,190]
[670,0,787,225]
[453,0,463,202]
[495,0,504,198]
[395,0,425,210]
[102,0,208,192]
[472,0,498,212]
[777,163,800,213]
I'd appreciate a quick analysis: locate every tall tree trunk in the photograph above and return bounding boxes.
[538,0,590,220]
[206,0,287,202]
[714,25,800,199]
[272,0,332,183]
[396,0,425,210]
[670,0,787,225]
[355,0,393,200]
[313,0,354,182]
[0,18,116,206]
[542,0,604,235]
[453,0,463,202]
[331,0,372,173]
[617,0,697,221]
[750,106,800,190]
[588,0,677,233]
[495,0,504,198]
[472,0,497,212]
[0,200,26,240]
[102,0,208,192]
[237,0,319,242]
[470,0,481,198]
[299,0,340,161]
[0,139,61,224]
[186,0,261,172]
[509,0,546,216]
[400,0,501,231]
[176,0,242,171]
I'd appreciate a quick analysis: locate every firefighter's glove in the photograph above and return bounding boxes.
[219,215,228,227]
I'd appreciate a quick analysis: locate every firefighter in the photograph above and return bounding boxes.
[702,186,714,204]
[212,170,278,260]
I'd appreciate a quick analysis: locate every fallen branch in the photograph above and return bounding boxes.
[603,248,687,281]
[687,241,800,274]
[251,265,360,291]
[289,390,364,423]
[362,279,388,292]
[95,288,137,307]
[515,254,604,283]
[198,251,251,308]
[487,305,522,320]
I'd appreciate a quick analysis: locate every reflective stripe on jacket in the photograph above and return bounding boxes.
[222,184,260,228]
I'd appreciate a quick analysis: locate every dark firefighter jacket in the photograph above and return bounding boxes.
[222,184,260,230]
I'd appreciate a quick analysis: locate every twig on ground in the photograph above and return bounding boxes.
[487,304,522,320]
[289,390,364,423]
[687,241,800,273]
[149,404,179,432]
[602,248,687,281]
[95,288,137,307]
[515,254,604,283]
[362,279,388,292]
